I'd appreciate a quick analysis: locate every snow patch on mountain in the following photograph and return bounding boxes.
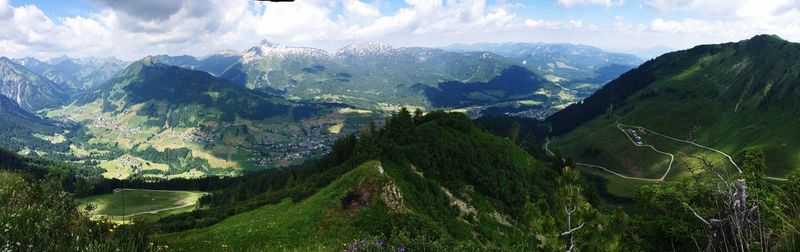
[242,40,331,64]
[335,42,397,59]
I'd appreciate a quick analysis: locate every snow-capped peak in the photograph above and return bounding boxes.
[335,42,397,59]
[241,39,331,64]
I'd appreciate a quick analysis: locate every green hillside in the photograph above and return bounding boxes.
[156,111,584,251]
[547,35,800,194]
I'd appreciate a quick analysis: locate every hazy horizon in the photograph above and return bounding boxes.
[1,0,798,61]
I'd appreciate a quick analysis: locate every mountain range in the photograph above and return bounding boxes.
[154,51,241,76]
[98,40,641,112]
[219,40,643,110]
[13,56,128,92]
[0,57,68,111]
[444,42,643,96]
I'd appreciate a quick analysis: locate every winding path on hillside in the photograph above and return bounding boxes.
[544,137,666,182]
[619,123,742,174]
[546,121,789,182]
[614,124,674,180]
[574,162,665,182]
[618,124,788,181]
[544,124,674,181]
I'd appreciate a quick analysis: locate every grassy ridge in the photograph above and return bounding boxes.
[160,161,387,251]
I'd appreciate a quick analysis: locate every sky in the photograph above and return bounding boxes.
[1,0,799,61]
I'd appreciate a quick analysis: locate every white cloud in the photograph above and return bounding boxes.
[0,0,11,20]
[645,0,800,18]
[639,0,800,40]
[648,18,746,35]
[0,0,526,60]
[525,18,587,30]
[558,0,624,8]
[90,0,186,21]
[645,0,695,12]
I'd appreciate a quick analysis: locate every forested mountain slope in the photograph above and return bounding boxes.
[0,95,63,152]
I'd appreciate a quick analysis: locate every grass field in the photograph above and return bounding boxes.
[99,155,171,179]
[551,117,673,179]
[552,115,752,201]
[78,189,205,223]
[327,123,344,134]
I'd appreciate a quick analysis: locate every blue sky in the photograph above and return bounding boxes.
[10,0,94,17]
[0,0,798,60]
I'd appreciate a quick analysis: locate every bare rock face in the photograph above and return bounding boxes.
[380,180,406,212]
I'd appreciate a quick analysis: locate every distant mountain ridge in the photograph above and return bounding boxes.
[34,40,646,112]
[212,40,644,110]
[0,57,68,111]
[154,52,241,77]
[444,42,643,95]
[218,40,553,110]
[13,56,128,92]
